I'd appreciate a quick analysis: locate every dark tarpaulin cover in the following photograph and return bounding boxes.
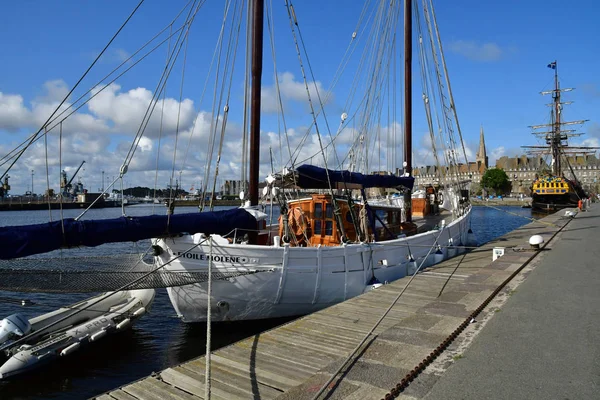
[0,208,257,260]
[296,164,414,190]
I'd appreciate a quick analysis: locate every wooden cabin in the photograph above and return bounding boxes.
[278,194,416,247]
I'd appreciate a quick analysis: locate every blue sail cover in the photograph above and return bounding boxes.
[296,164,414,190]
[0,208,257,260]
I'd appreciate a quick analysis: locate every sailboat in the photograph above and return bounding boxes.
[0,0,472,323]
[523,61,595,213]
[155,0,472,322]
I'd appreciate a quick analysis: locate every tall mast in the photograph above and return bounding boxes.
[249,0,264,206]
[404,0,412,176]
[403,0,413,222]
[551,61,561,175]
[522,61,594,178]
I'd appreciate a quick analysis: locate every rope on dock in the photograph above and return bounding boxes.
[436,251,468,298]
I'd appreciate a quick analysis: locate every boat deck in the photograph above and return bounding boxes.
[413,209,453,233]
[93,209,570,400]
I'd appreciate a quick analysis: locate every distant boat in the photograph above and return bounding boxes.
[523,61,596,213]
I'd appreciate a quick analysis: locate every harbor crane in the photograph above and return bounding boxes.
[60,161,86,196]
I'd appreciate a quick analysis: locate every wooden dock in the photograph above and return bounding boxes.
[94,209,571,400]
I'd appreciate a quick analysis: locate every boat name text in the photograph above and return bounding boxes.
[176,252,249,264]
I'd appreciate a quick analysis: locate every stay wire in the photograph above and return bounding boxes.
[154,24,174,212]
[122,1,203,169]
[209,0,245,210]
[0,0,146,181]
[0,23,189,170]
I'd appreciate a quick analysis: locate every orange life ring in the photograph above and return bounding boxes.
[279,207,311,245]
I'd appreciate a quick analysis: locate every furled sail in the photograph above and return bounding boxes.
[295,164,415,190]
[0,208,257,260]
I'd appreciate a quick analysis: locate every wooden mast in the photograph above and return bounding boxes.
[551,60,561,176]
[404,0,413,222]
[249,0,264,206]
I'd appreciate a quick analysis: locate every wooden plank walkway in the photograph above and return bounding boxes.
[93,209,571,400]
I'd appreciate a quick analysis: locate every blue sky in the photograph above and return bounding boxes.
[0,0,598,194]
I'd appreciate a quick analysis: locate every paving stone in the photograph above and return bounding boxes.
[358,340,432,369]
[323,360,408,391]
[419,301,468,318]
[275,372,359,400]
[396,314,442,331]
[436,291,468,303]
[378,327,447,348]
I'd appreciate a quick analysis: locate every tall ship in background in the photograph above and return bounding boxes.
[523,61,597,213]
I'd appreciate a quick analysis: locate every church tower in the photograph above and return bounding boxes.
[476,125,488,168]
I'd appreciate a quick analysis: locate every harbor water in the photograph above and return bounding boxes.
[0,204,537,400]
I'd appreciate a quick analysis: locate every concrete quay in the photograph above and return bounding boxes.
[93,206,587,400]
[421,204,599,400]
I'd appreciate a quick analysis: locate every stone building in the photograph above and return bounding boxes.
[568,155,600,193]
[412,123,600,195]
[496,154,600,195]
[413,126,488,191]
[495,155,546,195]
[221,180,248,197]
[476,125,488,168]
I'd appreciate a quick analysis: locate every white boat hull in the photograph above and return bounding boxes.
[158,207,471,322]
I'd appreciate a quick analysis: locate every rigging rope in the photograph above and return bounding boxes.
[0,24,190,173]
[200,0,236,210]
[0,3,195,172]
[285,1,349,240]
[209,0,246,210]
[0,0,147,182]
[266,0,293,177]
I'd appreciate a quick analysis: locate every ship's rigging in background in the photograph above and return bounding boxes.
[522,61,598,212]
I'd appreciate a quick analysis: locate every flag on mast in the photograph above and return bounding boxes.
[547,61,557,69]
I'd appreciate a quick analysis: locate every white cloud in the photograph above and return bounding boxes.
[32,101,109,135]
[137,136,153,152]
[0,92,32,131]
[448,40,504,62]
[37,79,70,103]
[490,146,506,164]
[261,72,330,113]
[0,81,110,136]
[411,133,476,169]
[88,83,195,138]
[574,137,600,148]
[6,78,485,194]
